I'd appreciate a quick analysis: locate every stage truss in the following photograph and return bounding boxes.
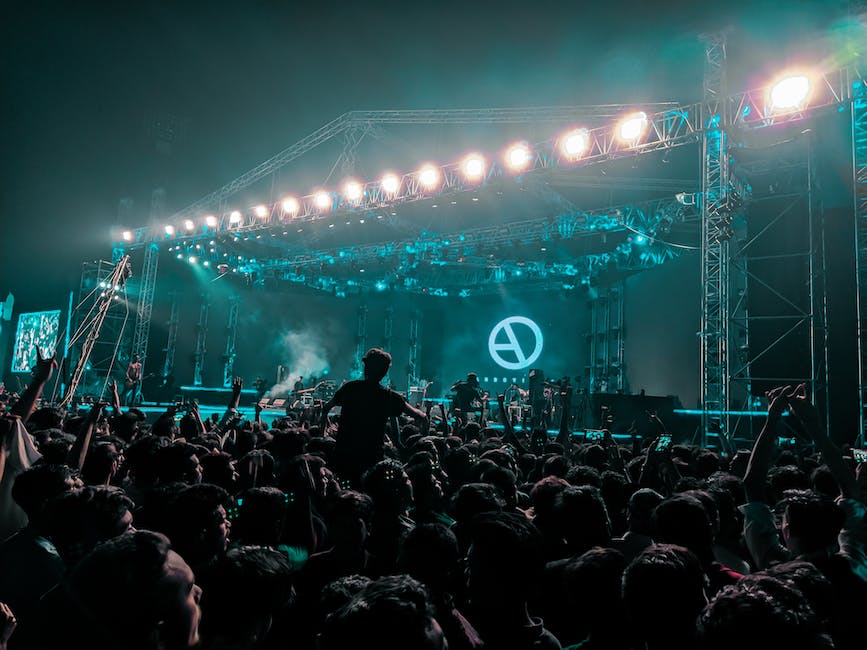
[89,57,867,440]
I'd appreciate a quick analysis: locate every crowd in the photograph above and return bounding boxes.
[0,346,865,650]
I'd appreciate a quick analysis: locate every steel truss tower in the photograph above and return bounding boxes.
[853,77,867,446]
[407,310,421,392]
[700,34,734,448]
[67,259,133,399]
[162,292,180,382]
[351,305,368,380]
[61,257,132,406]
[131,243,159,379]
[192,296,209,386]
[586,285,625,394]
[222,298,241,388]
[382,306,394,386]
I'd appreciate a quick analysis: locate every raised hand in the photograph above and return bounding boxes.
[0,601,16,650]
[783,383,823,440]
[232,376,243,393]
[765,384,800,421]
[33,346,57,382]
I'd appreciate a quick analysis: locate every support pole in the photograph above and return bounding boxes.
[382,306,394,386]
[222,297,241,388]
[351,305,368,379]
[852,76,867,446]
[407,310,420,393]
[162,292,180,382]
[192,296,209,387]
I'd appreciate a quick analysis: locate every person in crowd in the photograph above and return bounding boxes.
[320,348,426,488]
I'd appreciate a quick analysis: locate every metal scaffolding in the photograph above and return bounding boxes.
[586,284,625,393]
[222,298,241,388]
[192,296,209,386]
[407,310,421,392]
[382,306,394,386]
[61,257,132,406]
[162,292,180,382]
[853,76,867,446]
[351,305,368,380]
[699,34,732,447]
[131,243,159,379]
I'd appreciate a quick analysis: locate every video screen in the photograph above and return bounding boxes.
[11,310,61,373]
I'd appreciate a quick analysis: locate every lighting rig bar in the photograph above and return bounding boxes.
[227,196,697,295]
[162,104,681,224]
[115,67,851,254]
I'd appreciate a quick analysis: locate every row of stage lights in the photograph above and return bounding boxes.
[119,73,813,244]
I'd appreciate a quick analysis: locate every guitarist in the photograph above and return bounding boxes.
[122,354,143,406]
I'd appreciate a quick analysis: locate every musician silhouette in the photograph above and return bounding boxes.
[450,372,486,424]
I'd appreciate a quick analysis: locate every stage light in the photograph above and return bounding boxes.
[205,215,218,227]
[176,253,183,259]
[281,197,299,215]
[463,154,486,181]
[381,173,400,194]
[164,225,175,235]
[254,204,269,218]
[618,112,648,142]
[122,230,132,242]
[314,191,332,210]
[189,256,198,264]
[229,210,242,224]
[203,260,210,267]
[418,165,440,190]
[769,74,810,111]
[506,143,532,171]
[183,219,194,231]
[344,181,363,202]
[560,128,590,159]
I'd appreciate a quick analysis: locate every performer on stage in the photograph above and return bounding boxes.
[293,376,305,395]
[450,372,487,424]
[122,354,142,406]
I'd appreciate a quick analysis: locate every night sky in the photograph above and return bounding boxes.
[2,0,856,312]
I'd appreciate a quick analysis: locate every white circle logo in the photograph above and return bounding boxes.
[488,316,544,370]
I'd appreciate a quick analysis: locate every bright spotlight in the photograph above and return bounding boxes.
[381,173,400,194]
[122,230,133,242]
[769,74,810,111]
[229,210,242,224]
[205,215,218,227]
[183,219,195,231]
[281,197,299,215]
[418,165,441,190]
[463,154,486,180]
[344,181,364,202]
[188,256,198,264]
[506,143,532,171]
[254,205,269,218]
[560,128,590,159]
[314,191,332,210]
[164,225,175,235]
[176,253,183,259]
[618,112,648,142]
[203,260,210,267]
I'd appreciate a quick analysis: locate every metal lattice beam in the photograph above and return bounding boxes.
[131,243,159,378]
[192,296,209,386]
[853,75,867,445]
[700,34,732,449]
[162,292,180,382]
[222,298,240,388]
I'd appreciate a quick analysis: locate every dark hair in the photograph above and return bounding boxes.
[12,464,80,519]
[46,485,134,567]
[652,493,714,566]
[156,442,202,484]
[398,523,460,593]
[781,489,845,553]
[362,348,392,382]
[553,485,611,554]
[622,544,707,643]
[67,530,178,643]
[468,511,545,595]
[698,575,832,650]
[199,545,294,641]
[233,487,288,547]
[164,483,229,563]
[361,459,411,512]
[319,574,437,650]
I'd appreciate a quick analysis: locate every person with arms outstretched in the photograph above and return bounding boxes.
[321,348,426,488]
